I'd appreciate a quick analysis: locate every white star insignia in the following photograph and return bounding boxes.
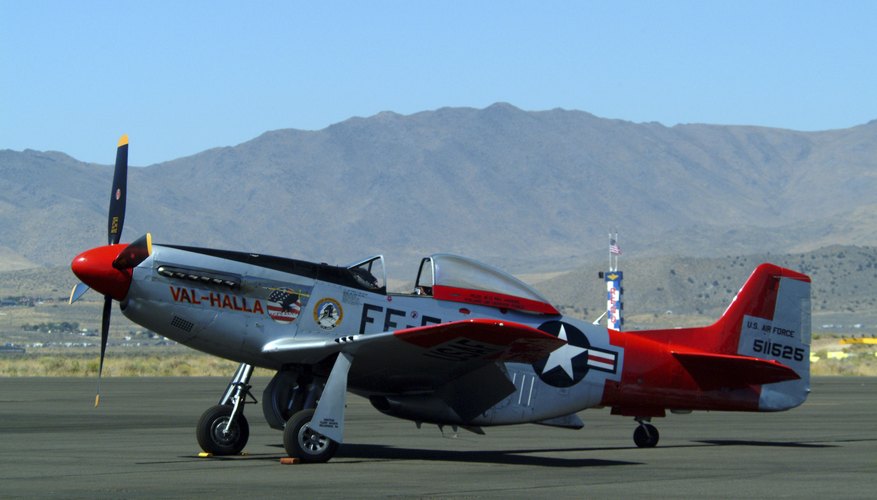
[541,325,586,379]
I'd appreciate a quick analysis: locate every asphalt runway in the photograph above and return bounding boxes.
[1,377,874,498]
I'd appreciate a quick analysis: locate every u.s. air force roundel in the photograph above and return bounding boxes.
[532,321,618,388]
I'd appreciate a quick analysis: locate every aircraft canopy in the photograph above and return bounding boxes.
[415,254,559,315]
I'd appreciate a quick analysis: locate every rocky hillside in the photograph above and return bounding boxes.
[1,104,875,277]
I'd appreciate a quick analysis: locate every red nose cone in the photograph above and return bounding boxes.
[71,245,133,300]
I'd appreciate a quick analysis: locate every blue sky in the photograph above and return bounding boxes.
[2,1,875,166]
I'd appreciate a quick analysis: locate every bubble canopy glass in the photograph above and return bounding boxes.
[415,253,559,315]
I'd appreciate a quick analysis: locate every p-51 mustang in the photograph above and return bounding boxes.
[70,136,812,463]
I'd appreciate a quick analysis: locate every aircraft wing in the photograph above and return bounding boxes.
[263,318,565,420]
[265,318,564,385]
[391,318,565,364]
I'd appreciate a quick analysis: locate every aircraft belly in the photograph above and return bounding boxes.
[473,362,604,425]
[473,318,622,425]
[478,317,623,425]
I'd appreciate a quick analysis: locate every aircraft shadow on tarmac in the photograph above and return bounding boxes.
[696,440,838,448]
[250,444,641,467]
[332,439,843,463]
[178,438,851,467]
[338,444,640,467]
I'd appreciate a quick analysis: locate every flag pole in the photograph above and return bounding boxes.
[605,229,623,331]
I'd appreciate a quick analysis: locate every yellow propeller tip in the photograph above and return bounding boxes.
[94,394,101,407]
[117,134,128,147]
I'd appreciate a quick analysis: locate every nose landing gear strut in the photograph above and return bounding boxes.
[196,363,257,455]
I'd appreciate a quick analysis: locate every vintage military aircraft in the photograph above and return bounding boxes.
[70,136,812,463]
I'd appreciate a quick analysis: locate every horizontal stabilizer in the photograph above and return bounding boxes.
[673,350,800,389]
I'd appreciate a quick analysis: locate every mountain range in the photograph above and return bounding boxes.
[1,103,875,279]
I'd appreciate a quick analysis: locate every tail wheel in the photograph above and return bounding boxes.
[633,423,659,448]
[283,408,339,463]
[196,404,249,455]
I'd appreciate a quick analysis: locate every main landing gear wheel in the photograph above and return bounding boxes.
[196,404,250,456]
[633,423,659,448]
[283,408,338,463]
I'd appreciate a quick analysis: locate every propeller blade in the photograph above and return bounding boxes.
[95,295,112,407]
[107,135,128,245]
[68,282,91,304]
[113,233,153,269]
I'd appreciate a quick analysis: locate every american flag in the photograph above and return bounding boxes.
[267,288,301,324]
[609,239,622,255]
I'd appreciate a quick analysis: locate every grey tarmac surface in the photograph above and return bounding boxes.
[1,376,875,499]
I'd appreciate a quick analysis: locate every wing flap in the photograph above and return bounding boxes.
[672,350,800,389]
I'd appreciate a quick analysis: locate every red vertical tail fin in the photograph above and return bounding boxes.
[714,263,812,410]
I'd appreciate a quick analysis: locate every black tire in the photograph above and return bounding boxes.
[196,404,249,456]
[633,423,659,448]
[283,409,339,463]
